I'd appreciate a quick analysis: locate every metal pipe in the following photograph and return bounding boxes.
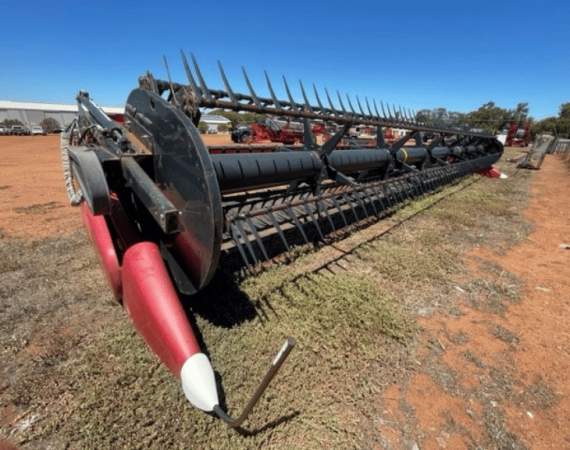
[211,148,393,193]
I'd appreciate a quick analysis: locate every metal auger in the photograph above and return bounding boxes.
[61,51,503,428]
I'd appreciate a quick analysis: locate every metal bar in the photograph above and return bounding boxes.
[121,157,180,234]
[214,337,295,428]
[152,70,493,138]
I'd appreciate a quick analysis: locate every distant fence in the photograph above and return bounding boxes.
[517,136,570,169]
[552,138,570,154]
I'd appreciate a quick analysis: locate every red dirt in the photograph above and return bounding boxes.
[378,156,570,449]
[0,134,231,239]
[0,136,80,239]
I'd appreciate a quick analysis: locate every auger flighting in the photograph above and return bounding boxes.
[61,52,503,427]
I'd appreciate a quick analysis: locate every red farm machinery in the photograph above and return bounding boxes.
[231,117,328,145]
[505,120,531,147]
[61,52,504,428]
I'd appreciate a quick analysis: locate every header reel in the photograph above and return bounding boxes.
[62,52,503,427]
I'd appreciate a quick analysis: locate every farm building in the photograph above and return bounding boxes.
[0,100,124,129]
[0,100,232,133]
[200,114,231,132]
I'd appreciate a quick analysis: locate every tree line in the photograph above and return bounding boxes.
[1,117,62,132]
[417,101,570,138]
[211,101,570,138]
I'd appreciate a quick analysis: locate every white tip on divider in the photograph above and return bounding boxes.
[180,353,219,412]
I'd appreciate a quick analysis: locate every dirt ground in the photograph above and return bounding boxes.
[0,135,232,239]
[377,156,570,449]
[0,136,569,449]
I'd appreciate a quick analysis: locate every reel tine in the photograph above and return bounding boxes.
[268,211,291,252]
[372,99,381,118]
[287,205,310,245]
[399,106,408,123]
[331,196,348,227]
[264,71,282,110]
[365,97,374,117]
[245,216,269,261]
[343,192,360,222]
[235,219,259,265]
[230,222,251,269]
[162,55,179,106]
[302,202,325,241]
[381,101,390,120]
[242,66,262,108]
[312,83,325,111]
[282,76,298,111]
[356,95,366,117]
[318,199,336,232]
[180,50,201,99]
[324,88,338,114]
[353,190,370,219]
[299,80,313,112]
[336,91,347,113]
[401,106,409,124]
[190,53,213,100]
[388,104,395,121]
[345,93,356,114]
[217,60,237,105]
[391,104,399,122]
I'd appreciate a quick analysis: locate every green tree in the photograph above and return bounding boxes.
[559,102,570,119]
[1,119,23,127]
[532,102,570,138]
[415,108,465,128]
[40,117,61,133]
[513,102,529,121]
[466,102,511,133]
[209,109,264,127]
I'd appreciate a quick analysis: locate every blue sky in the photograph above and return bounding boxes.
[0,0,568,118]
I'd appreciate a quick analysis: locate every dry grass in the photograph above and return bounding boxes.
[1,150,534,448]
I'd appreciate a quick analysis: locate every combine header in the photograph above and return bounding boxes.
[61,52,503,427]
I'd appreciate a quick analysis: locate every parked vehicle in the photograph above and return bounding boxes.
[10,125,30,136]
[0,126,8,135]
[30,125,46,136]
